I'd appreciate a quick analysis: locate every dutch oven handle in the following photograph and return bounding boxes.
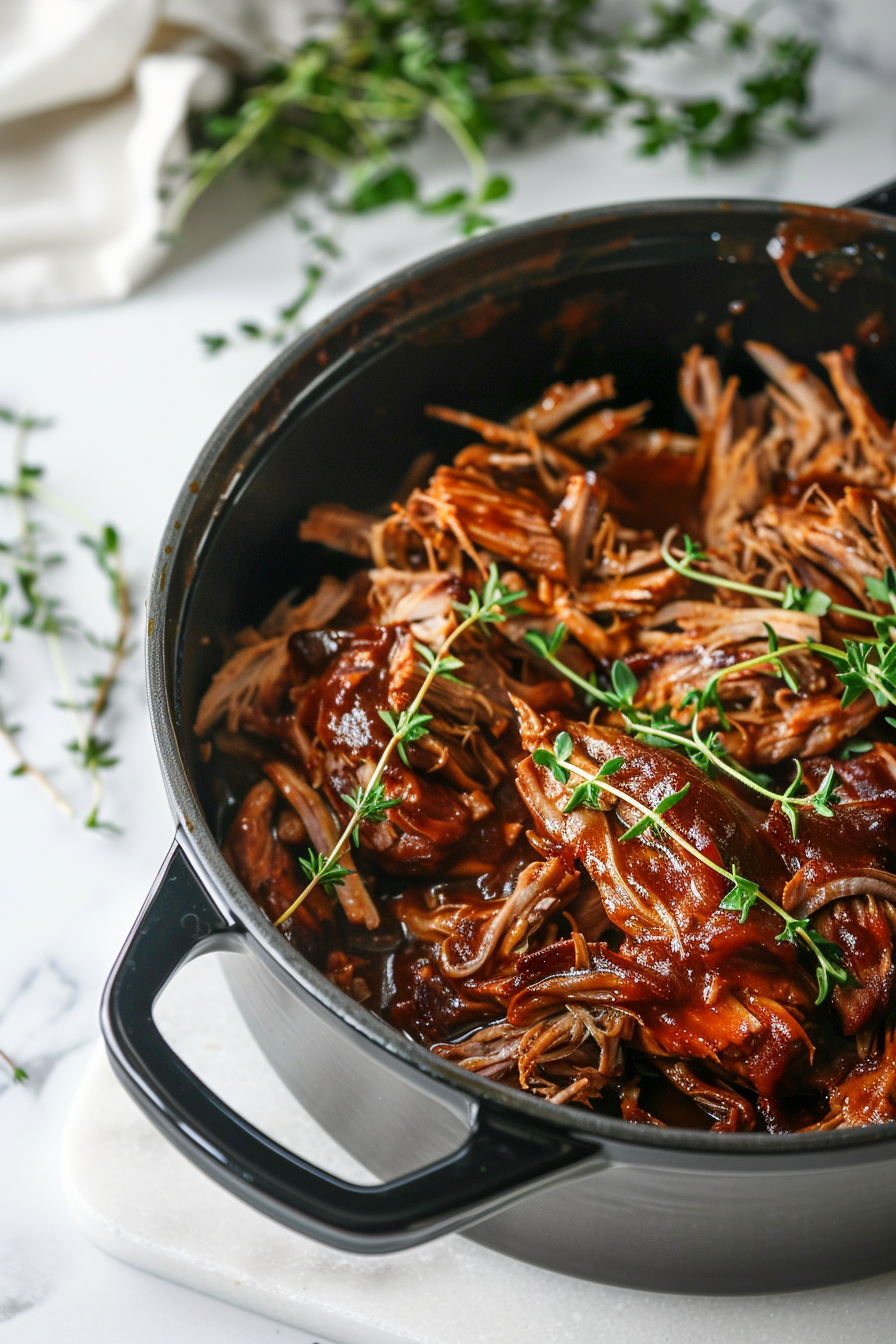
[844,179,896,214]
[101,840,599,1254]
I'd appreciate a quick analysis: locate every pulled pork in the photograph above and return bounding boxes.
[199,341,896,1132]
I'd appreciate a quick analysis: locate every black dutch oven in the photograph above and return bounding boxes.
[103,180,896,1295]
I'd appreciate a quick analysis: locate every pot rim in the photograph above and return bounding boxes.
[146,193,896,1159]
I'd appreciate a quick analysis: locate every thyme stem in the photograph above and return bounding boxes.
[429,97,489,193]
[9,419,29,546]
[1,408,130,827]
[540,647,612,706]
[188,2,820,352]
[274,608,481,925]
[0,1047,27,1084]
[563,755,735,878]
[545,746,845,1001]
[274,567,522,926]
[0,706,72,816]
[47,630,85,757]
[661,533,885,627]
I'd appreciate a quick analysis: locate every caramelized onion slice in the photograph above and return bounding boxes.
[782,866,896,917]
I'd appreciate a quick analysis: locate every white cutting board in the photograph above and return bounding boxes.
[61,953,896,1344]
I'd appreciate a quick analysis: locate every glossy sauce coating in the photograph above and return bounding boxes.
[204,343,896,1132]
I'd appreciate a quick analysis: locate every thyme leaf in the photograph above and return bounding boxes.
[536,733,848,1002]
[414,639,464,683]
[340,780,400,845]
[298,849,353,896]
[838,737,874,761]
[0,1047,27,1084]
[180,0,819,352]
[563,757,625,814]
[0,408,131,828]
[454,563,526,624]
[532,746,570,783]
[617,781,690,840]
[610,659,639,708]
[378,706,433,764]
[865,566,896,613]
[275,562,527,926]
[781,582,831,616]
[719,868,760,923]
[661,531,888,629]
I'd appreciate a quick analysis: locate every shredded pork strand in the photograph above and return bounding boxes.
[200,340,896,1133]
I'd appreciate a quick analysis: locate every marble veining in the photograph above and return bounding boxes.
[0,962,89,1098]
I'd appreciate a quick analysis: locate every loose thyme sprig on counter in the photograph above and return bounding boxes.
[0,1047,27,1085]
[531,729,849,1004]
[181,0,819,353]
[274,563,525,926]
[0,408,131,829]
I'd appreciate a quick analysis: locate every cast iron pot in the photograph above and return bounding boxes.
[104,179,896,1295]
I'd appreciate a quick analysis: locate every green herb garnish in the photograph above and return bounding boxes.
[533,732,849,1003]
[176,1,819,351]
[0,1047,27,1084]
[275,563,527,925]
[0,408,130,828]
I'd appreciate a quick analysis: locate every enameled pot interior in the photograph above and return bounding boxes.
[156,200,896,1152]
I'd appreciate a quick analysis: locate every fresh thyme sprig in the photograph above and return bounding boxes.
[414,639,463,683]
[340,780,400,846]
[0,1046,27,1085]
[525,623,607,705]
[531,731,848,1004]
[0,703,72,815]
[182,0,819,352]
[819,636,896,727]
[298,849,354,896]
[661,533,896,632]
[677,628,844,833]
[378,705,434,764]
[274,563,526,926]
[526,621,857,836]
[0,408,131,828]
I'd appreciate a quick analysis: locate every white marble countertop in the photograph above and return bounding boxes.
[2,1,896,1337]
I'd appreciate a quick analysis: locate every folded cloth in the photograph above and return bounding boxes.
[0,0,159,123]
[0,0,329,312]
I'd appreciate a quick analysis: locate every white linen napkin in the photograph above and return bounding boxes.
[0,0,328,312]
